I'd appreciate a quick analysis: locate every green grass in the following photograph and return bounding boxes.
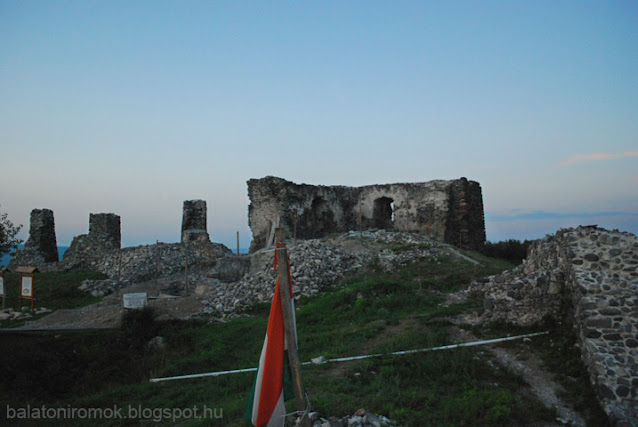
[0,249,598,426]
[2,271,107,310]
[1,271,108,328]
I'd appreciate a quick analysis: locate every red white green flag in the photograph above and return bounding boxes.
[246,245,296,427]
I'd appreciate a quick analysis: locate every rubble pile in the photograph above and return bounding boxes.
[199,231,445,315]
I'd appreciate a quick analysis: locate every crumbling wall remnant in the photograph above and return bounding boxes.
[470,226,638,423]
[247,176,485,252]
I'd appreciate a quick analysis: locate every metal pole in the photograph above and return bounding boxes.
[237,231,240,256]
[148,331,550,383]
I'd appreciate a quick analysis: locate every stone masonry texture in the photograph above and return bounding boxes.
[247,176,485,252]
[181,199,210,243]
[8,208,58,268]
[470,226,638,424]
[88,213,121,249]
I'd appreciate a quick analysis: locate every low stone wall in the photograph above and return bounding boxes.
[470,226,638,424]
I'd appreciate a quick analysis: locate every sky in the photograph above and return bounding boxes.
[1,0,636,250]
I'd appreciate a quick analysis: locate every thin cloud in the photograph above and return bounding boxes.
[559,151,638,166]
[487,210,638,222]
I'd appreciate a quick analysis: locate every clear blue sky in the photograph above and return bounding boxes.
[1,1,636,249]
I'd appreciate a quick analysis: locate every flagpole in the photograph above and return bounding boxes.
[275,229,310,427]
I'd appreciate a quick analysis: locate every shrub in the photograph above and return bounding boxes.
[481,239,534,265]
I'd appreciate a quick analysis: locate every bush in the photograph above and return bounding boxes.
[121,306,159,351]
[481,239,534,265]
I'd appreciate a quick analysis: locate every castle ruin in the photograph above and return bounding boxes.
[8,200,234,281]
[8,209,58,269]
[181,200,209,243]
[247,176,486,252]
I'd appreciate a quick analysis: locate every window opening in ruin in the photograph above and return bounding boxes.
[373,197,394,229]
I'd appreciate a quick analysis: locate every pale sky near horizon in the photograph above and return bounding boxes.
[1,1,636,250]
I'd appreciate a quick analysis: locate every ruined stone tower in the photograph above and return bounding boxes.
[8,208,59,268]
[26,208,59,262]
[181,200,210,243]
[60,213,121,270]
[88,213,121,249]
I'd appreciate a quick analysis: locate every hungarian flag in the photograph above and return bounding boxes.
[247,245,296,427]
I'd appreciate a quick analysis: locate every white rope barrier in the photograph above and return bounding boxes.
[149,331,548,383]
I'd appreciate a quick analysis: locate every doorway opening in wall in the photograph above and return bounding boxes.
[373,197,394,229]
[305,196,336,238]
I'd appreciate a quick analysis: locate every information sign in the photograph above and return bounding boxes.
[123,293,148,309]
[21,276,33,297]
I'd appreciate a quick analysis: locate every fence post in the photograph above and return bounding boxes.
[275,229,309,426]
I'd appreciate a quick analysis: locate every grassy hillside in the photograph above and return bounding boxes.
[0,246,606,426]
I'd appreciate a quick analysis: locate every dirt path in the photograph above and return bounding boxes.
[12,275,207,331]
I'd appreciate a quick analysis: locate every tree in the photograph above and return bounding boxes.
[0,206,23,258]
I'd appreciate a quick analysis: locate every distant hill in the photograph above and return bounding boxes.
[0,246,68,267]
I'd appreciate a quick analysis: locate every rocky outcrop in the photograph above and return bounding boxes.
[247,176,485,253]
[470,226,638,424]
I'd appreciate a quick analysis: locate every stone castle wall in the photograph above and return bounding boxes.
[470,226,638,423]
[247,176,485,252]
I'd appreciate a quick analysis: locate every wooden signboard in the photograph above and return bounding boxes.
[16,266,38,313]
